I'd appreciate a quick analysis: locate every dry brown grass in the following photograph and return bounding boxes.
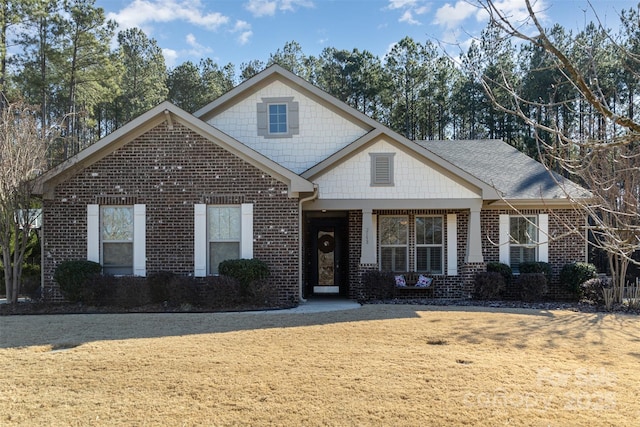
[2,304,639,426]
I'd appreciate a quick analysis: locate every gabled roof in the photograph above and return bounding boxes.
[416,139,590,202]
[194,64,379,132]
[302,129,502,200]
[34,101,314,198]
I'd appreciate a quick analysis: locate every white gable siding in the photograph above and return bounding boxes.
[314,139,480,199]
[208,80,368,174]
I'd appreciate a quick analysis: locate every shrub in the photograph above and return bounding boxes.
[112,276,151,308]
[219,259,270,296]
[518,273,549,302]
[199,275,242,308]
[82,274,116,306]
[165,275,199,307]
[518,262,552,280]
[580,277,611,305]
[486,262,513,285]
[54,260,102,303]
[473,271,506,300]
[559,262,597,294]
[360,270,395,301]
[147,271,177,304]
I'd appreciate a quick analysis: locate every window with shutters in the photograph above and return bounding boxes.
[370,153,395,186]
[257,97,299,138]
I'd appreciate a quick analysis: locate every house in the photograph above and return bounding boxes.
[34,65,589,303]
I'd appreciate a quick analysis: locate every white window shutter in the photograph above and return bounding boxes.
[133,204,146,277]
[194,204,207,277]
[538,214,549,263]
[447,213,458,275]
[499,214,510,265]
[87,204,100,263]
[241,203,254,259]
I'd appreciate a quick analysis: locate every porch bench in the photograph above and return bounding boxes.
[393,272,435,297]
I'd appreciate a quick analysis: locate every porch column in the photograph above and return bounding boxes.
[466,205,484,263]
[360,209,377,264]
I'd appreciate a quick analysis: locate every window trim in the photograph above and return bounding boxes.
[370,153,395,186]
[257,97,299,138]
[414,215,444,274]
[87,204,146,277]
[194,203,253,277]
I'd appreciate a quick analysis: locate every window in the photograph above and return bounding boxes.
[208,206,241,274]
[268,104,287,134]
[194,203,253,277]
[509,216,537,273]
[87,204,146,276]
[101,206,134,275]
[379,216,408,271]
[415,216,443,274]
[257,97,299,138]
[370,153,394,186]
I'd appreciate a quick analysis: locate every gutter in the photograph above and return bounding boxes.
[298,184,319,303]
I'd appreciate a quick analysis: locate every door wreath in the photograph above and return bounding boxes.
[317,234,335,253]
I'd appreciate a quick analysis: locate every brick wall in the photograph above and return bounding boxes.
[42,121,300,303]
[481,208,587,299]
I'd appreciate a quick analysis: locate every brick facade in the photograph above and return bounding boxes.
[348,207,586,300]
[42,122,301,303]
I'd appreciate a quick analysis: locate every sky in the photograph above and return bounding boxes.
[95,0,639,70]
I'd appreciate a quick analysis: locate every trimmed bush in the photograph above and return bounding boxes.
[54,260,102,303]
[112,276,151,308]
[486,262,513,285]
[219,259,270,296]
[199,275,242,308]
[519,273,549,302]
[559,262,597,294]
[360,270,395,301]
[165,275,199,307]
[21,264,42,300]
[147,271,177,304]
[473,271,506,300]
[519,262,552,280]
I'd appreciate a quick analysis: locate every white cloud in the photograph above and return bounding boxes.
[433,1,479,29]
[245,0,278,17]
[230,20,253,45]
[162,48,179,68]
[106,0,229,32]
[386,0,431,25]
[399,10,420,25]
[185,33,212,56]
[244,0,314,17]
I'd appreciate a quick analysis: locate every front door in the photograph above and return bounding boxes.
[308,218,347,296]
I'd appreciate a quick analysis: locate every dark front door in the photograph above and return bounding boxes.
[309,218,348,296]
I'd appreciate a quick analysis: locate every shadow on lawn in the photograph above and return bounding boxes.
[2,303,639,350]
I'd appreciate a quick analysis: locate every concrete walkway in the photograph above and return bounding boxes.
[260,298,362,314]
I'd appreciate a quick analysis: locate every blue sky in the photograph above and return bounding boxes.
[95,0,639,69]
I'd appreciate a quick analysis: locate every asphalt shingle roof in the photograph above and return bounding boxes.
[414,139,590,200]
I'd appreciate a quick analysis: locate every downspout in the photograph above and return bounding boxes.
[298,184,319,303]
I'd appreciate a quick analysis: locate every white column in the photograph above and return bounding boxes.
[447,213,458,275]
[360,210,377,264]
[466,207,484,263]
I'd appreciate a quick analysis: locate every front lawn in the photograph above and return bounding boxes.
[1,305,637,426]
